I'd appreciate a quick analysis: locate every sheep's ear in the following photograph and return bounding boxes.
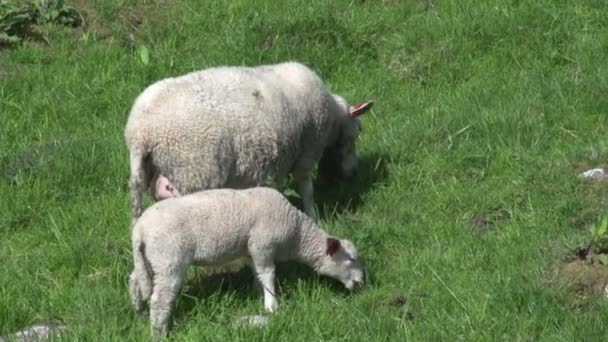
[326,237,341,256]
[349,101,374,118]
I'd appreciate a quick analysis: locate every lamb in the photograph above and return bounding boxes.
[128,187,365,337]
[124,61,373,221]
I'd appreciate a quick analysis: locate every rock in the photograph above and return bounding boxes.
[0,321,68,342]
[234,315,269,328]
[579,168,608,181]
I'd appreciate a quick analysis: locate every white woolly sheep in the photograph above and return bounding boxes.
[124,61,373,221]
[128,187,365,337]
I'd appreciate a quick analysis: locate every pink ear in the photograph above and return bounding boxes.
[349,101,374,118]
[326,237,341,256]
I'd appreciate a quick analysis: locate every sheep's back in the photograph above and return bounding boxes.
[126,63,334,191]
[139,188,302,264]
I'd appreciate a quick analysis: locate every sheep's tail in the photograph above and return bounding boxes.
[129,228,154,312]
[128,148,151,223]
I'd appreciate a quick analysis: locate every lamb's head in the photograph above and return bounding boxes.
[318,95,373,181]
[318,237,365,291]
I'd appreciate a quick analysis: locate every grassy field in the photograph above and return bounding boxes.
[2,0,608,340]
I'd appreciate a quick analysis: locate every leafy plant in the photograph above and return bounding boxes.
[31,0,82,27]
[589,215,608,254]
[137,43,149,65]
[0,0,83,47]
[0,1,34,46]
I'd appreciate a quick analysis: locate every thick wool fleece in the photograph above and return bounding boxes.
[129,187,363,337]
[125,62,360,220]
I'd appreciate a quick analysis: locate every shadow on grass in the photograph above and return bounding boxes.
[174,261,354,320]
[314,152,390,220]
[177,267,255,312]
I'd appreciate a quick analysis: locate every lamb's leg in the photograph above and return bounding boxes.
[253,276,263,295]
[296,175,316,220]
[149,269,185,338]
[251,259,278,312]
[247,259,263,295]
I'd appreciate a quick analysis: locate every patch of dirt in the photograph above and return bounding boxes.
[469,208,512,233]
[67,0,115,41]
[545,248,608,305]
[68,0,170,45]
[546,260,608,298]
[387,294,407,307]
[379,294,415,321]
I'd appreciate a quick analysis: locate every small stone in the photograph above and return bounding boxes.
[579,168,608,180]
[0,321,68,342]
[234,315,269,328]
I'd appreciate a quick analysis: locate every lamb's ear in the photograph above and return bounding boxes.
[326,237,341,256]
[349,101,374,118]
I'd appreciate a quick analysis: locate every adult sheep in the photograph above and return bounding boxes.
[125,61,373,221]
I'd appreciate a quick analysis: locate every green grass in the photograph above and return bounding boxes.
[2,0,608,340]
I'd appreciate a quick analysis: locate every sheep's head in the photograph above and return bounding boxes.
[318,95,373,181]
[318,237,365,291]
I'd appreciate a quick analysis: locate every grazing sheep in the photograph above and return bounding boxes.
[125,61,373,221]
[128,187,365,337]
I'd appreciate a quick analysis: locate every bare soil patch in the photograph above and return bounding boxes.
[469,208,511,233]
[545,247,608,305]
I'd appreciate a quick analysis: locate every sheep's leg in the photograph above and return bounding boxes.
[241,258,263,295]
[296,175,316,220]
[258,269,278,312]
[129,271,146,314]
[149,270,185,338]
[252,272,263,295]
[251,260,278,312]
[129,150,147,221]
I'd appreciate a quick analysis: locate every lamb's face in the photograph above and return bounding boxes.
[318,96,373,181]
[319,237,365,291]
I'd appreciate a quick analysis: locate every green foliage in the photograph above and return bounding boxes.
[32,0,82,26]
[0,1,33,45]
[137,44,149,65]
[589,215,608,254]
[0,0,82,47]
[2,0,608,340]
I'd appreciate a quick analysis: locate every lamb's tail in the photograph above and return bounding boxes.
[128,229,154,313]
